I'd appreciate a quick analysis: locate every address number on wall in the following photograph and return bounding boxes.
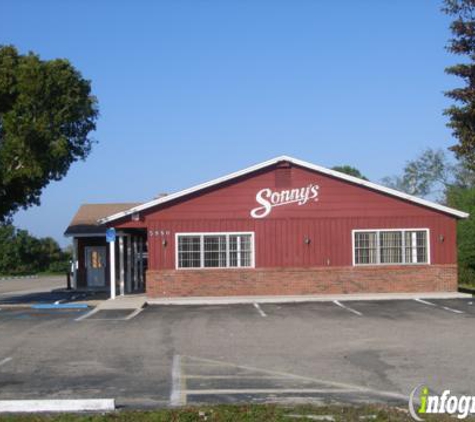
[149,230,170,237]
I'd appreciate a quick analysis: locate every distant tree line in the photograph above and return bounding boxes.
[0,225,71,275]
[381,148,475,287]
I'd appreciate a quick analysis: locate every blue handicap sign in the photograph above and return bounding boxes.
[106,228,116,243]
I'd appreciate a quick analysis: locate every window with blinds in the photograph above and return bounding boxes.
[354,229,429,266]
[177,232,254,269]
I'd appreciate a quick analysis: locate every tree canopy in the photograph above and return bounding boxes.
[331,165,368,181]
[381,149,453,199]
[0,45,98,222]
[442,0,475,168]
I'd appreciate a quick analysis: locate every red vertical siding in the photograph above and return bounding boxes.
[113,164,459,271]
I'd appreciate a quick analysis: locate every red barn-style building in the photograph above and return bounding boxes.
[65,156,468,299]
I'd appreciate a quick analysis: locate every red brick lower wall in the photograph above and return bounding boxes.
[146,265,458,297]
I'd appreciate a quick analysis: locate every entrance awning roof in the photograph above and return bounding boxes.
[64,203,141,237]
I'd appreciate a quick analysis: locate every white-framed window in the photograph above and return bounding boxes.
[176,232,255,269]
[353,229,429,266]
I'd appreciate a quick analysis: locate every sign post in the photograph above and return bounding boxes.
[106,228,116,299]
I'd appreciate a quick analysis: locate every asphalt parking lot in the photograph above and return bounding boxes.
[0,276,107,306]
[0,296,474,409]
[0,276,65,296]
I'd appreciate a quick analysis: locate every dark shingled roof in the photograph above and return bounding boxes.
[64,203,141,236]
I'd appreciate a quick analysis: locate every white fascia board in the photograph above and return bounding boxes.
[288,156,470,219]
[64,231,130,238]
[98,156,289,224]
[98,155,469,224]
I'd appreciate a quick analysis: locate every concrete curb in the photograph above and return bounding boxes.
[147,292,472,306]
[0,399,115,413]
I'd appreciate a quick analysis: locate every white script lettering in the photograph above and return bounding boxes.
[250,183,319,218]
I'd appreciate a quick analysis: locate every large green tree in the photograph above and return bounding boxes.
[442,0,475,168]
[0,45,98,222]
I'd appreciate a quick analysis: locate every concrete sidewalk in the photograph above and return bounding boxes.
[98,294,147,310]
[147,291,472,305]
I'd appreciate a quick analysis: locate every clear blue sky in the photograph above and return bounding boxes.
[2,1,458,246]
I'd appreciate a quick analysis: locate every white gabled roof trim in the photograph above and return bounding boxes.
[98,155,469,224]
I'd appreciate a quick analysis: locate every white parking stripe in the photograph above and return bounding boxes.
[333,300,362,316]
[185,388,359,395]
[253,303,267,317]
[75,307,100,321]
[185,375,294,379]
[0,399,115,413]
[414,298,464,314]
[0,357,12,367]
[441,305,464,314]
[124,307,144,320]
[414,298,435,306]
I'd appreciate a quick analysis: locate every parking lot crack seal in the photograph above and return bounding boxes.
[170,354,186,406]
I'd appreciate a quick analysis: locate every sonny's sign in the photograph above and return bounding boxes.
[250,183,320,219]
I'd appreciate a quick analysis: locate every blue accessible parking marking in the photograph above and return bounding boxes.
[31,303,89,310]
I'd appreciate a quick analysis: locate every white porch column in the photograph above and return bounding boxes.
[126,235,132,293]
[72,237,78,289]
[133,236,138,291]
[119,235,125,296]
[109,239,116,299]
[138,237,144,289]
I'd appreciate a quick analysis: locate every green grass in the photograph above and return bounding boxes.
[0,404,472,422]
[0,272,65,278]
